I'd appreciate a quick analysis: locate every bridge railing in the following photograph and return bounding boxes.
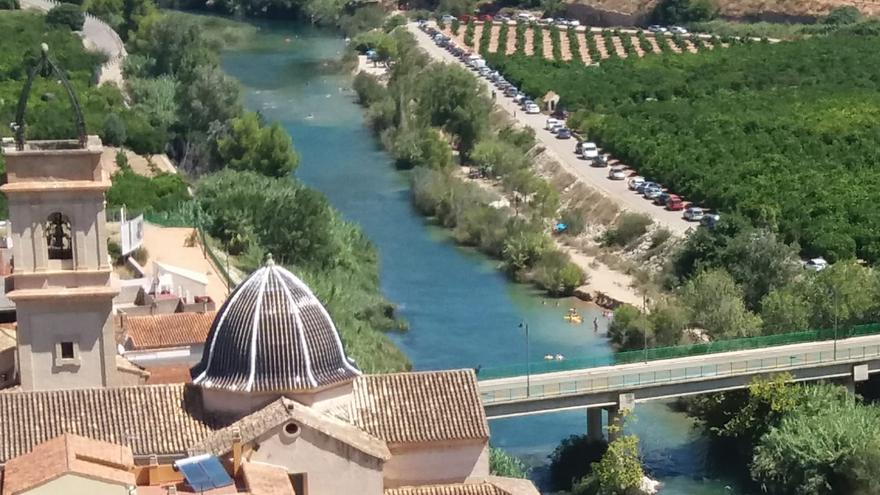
[477,322,880,380]
[481,341,880,405]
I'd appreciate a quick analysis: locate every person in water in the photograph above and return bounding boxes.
[593,317,599,333]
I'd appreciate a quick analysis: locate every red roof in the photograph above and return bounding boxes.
[124,312,215,351]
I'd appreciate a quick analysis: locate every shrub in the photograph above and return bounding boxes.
[130,246,149,265]
[548,434,608,491]
[531,250,586,296]
[353,72,386,105]
[823,6,860,25]
[489,448,528,478]
[0,0,19,9]
[47,3,85,30]
[102,113,127,146]
[649,227,671,250]
[601,213,652,247]
[559,208,586,236]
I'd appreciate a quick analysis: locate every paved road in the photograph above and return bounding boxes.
[21,0,127,86]
[408,23,694,236]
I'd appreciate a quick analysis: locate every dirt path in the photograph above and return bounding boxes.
[558,244,641,307]
[472,23,483,52]
[141,224,229,305]
[611,36,627,58]
[630,35,645,57]
[560,29,572,61]
[524,26,535,56]
[542,28,554,60]
[577,32,592,64]
[682,39,699,53]
[594,34,609,59]
[666,37,682,53]
[647,36,662,54]
[488,24,501,53]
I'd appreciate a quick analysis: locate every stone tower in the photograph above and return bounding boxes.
[1,47,118,390]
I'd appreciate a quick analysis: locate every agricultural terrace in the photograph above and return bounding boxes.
[483,26,880,263]
[442,21,728,64]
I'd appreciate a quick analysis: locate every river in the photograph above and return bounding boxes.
[220,20,739,495]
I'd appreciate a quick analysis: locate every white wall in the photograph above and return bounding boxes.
[23,473,130,495]
[383,441,489,488]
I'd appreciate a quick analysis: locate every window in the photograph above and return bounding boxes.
[60,341,75,359]
[289,473,308,495]
[45,212,72,261]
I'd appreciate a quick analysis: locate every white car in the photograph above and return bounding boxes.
[580,142,599,159]
[545,118,561,130]
[525,103,541,114]
[683,206,704,222]
[670,26,688,34]
[441,15,455,23]
[628,176,645,190]
[550,124,564,134]
[608,167,627,180]
[805,257,828,271]
[568,20,581,27]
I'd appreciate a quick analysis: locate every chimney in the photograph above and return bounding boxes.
[167,486,177,495]
[232,426,243,477]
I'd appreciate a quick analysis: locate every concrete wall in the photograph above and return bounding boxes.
[250,421,385,495]
[15,297,117,390]
[383,441,489,488]
[201,382,353,421]
[23,473,131,495]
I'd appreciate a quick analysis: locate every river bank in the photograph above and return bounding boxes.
[220,19,746,494]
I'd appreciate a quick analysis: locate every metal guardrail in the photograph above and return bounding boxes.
[481,342,880,405]
[478,323,880,379]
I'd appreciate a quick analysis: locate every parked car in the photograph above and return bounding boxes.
[654,192,670,206]
[636,181,657,194]
[670,26,688,34]
[557,128,572,139]
[525,103,541,114]
[551,107,570,120]
[701,214,720,229]
[665,195,684,210]
[683,206,704,221]
[538,18,553,25]
[591,154,608,167]
[628,176,645,190]
[580,142,599,159]
[648,25,668,33]
[608,167,627,180]
[804,257,829,271]
[504,87,518,97]
[568,19,581,27]
[643,186,662,199]
[458,14,473,22]
[516,12,535,22]
[441,14,455,23]
[545,118,561,130]
[477,14,493,21]
[549,124,563,134]
[513,93,527,103]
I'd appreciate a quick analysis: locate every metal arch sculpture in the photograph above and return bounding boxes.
[11,43,88,150]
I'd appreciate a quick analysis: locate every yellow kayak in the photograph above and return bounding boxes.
[564,314,583,324]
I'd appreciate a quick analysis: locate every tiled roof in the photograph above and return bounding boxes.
[242,462,296,495]
[189,397,390,461]
[192,260,360,393]
[2,434,135,495]
[124,312,215,350]
[385,483,511,495]
[0,384,213,464]
[145,364,194,384]
[350,370,489,445]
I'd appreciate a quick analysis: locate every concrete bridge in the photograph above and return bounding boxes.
[478,334,880,438]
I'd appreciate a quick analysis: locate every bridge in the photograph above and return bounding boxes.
[477,328,880,439]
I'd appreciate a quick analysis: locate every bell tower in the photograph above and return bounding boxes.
[1,45,118,390]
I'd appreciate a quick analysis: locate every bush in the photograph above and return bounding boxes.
[0,0,19,9]
[601,213,652,247]
[102,113,127,146]
[559,208,586,236]
[489,448,528,478]
[47,3,85,30]
[531,250,586,296]
[548,435,608,491]
[823,6,861,25]
[352,72,386,105]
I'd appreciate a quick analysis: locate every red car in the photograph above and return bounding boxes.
[666,195,685,211]
[458,14,473,22]
[477,14,494,21]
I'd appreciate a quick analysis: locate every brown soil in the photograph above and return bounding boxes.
[594,34,609,59]
[542,29,554,60]
[472,23,483,52]
[646,35,662,54]
[630,35,645,57]
[666,37,682,53]
[506,24,517,54]
[488,24,501,53]
[524,26,535,55]
[682,38,699,54]
[577,32,592,63]
[560,29,573,61]
[611,36,627,58]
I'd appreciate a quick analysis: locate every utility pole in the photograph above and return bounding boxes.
[519,320,530,396]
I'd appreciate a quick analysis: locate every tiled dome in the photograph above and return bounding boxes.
[191,256,360,393]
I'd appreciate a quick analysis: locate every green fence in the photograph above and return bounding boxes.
[197,227,236,292]
[144,211,196,228]
[478,323,880,380]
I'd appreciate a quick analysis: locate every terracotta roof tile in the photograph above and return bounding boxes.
[189,398,390,461]
[385,483,512,495]
[0,384,213,464]
[241,462,296,495]
[145,364,194,384]
[124,312,215,350]
[350,370,489,445]
[2,434,135,495]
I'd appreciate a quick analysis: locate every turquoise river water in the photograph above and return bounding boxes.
[221,21,741,494]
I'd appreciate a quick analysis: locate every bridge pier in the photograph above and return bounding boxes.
[587,408,603,442]
[607,407,620,442]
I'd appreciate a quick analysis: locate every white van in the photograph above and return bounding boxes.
[545,118,561,130]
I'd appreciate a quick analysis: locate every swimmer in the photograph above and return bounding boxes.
[306,113,314,120]
[555,354,565,361]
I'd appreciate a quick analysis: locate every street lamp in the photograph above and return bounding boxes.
[643,293,649,364]
[519,321,530,396]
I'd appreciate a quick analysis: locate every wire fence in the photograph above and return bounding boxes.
[478,322,880,379]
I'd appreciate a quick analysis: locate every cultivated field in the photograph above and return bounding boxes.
[443,21,725,63]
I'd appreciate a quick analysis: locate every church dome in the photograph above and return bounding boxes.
[191,256,360,393]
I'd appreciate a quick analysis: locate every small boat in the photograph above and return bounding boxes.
[564,308,583,324]
[544,354,554,361]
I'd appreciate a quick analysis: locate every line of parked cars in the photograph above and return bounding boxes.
[647,25,688,34]
[625,176,720,226]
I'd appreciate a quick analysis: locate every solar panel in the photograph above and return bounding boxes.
[175,454,234,492]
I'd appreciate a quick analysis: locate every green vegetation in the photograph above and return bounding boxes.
[689,7,868,39]
[47,3,85,30]
[353,28,585,296]
[549,435,607,492]
[689,374,880,495]
[600,212,651,248]
[651,0,716,25]
[216,112,299,178]
[486,31,880,263]
[0,0,20,9]
[489,448,528,478]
